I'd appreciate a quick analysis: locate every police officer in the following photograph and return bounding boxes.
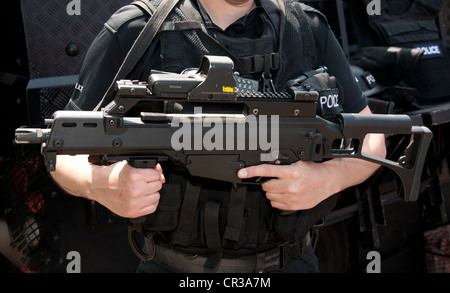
[51,0,386,273]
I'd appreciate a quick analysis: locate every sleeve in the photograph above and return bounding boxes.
[65,5,150,111]
[312,14,368,114]
[65,28,123,111]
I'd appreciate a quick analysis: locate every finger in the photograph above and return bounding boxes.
[261,178,291,194]
[144,192,160,206]
[134,197,160,217]
[265,191,283,202]
[237,164,290,179]
[270,201,289,210]
[141,192,161,215]
[265,193,290,210]
[123,177,162,202]
[145,179,163,194]
[138,167,164,183]
[154,163,166,183]
[123,160,165,183]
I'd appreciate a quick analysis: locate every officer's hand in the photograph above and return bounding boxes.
[237,161,338,211]
[91,160,165,218]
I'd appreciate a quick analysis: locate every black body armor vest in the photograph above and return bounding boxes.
[126,0,338,266]
[156,0,319,90]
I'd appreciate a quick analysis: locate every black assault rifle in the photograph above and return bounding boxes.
[16,55,432,202]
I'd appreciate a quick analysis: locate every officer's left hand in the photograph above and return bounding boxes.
[237,161,340,211]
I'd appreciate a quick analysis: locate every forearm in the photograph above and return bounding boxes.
[50,155,110,201]
[321,132,386,195]
[317,104,387,196]
[50,154,164,218]
[338,106,387,188]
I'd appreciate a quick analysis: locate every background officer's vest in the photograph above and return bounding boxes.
[361,0,450,104]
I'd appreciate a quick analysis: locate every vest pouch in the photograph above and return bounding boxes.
[143,183,181,231]
[402,45,450,104]
[195,188,260,250]
[378,20,440,46]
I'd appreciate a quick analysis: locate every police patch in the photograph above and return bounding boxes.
[413,42,444,59]
[318,88,343,119]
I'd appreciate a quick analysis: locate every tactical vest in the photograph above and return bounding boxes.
[362,0,450,104]
[126,0,338,268]
[152,0,320,90]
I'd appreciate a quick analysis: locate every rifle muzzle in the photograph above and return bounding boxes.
[15,128,51,144]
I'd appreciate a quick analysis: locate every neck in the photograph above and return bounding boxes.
[198,0,256,30]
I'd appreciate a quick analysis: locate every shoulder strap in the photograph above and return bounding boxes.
[94,0,180,111]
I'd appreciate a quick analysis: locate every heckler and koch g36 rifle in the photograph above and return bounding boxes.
[16,55,432,203]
